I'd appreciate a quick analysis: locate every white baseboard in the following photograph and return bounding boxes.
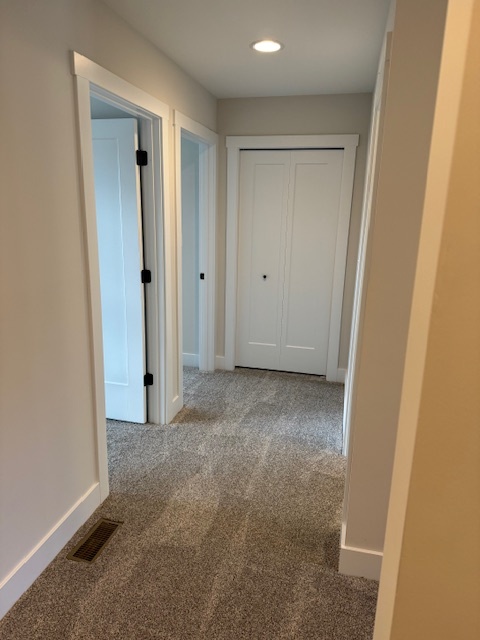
[167,393,184,424]
[337,368,347,383]
[339,543,383,581]
[0,483,101,619]
[215,355,225,370]
[183,353,199,368]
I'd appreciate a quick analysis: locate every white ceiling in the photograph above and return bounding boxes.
[102,0,391,99]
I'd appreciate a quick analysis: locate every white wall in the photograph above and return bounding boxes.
[0,0,215,617]
[216,93,372,369]
[181,136,200,363]
[340,0,449,576]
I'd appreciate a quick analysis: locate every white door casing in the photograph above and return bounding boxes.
[236,150,344,375]
[73,52,172,502]
[92,118,147,423]
[174,111,217,373]
[342,32,393,456]
[225,135,358,382]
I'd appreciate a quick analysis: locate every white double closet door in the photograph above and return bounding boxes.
[236,149,344,375]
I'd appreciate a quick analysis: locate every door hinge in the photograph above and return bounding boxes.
[144,373,153,386]
[136,150,148,166]
[200,273,205,280]
[141,269,151,284]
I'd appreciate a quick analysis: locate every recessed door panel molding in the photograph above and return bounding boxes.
[226,134,358,381]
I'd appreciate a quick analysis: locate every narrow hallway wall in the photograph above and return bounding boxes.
[0,0,216,617]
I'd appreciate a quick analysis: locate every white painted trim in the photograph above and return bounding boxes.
[326,146,357,382]
[202,140,217,373]
[74,75,110,499]
[174,111,217,374]
[73,54,176,472]
[338,523,383,580]
[159,117,178,425]
[343,32,393,457]
[73,53,169,121]
[0,483,101,619]
[173,120,185,417]
[337,368,347,384]
[226,134,359,151]
[224,142,240,371]
[137,116,164,424]
[340,34,392,569]
[174,111,218,146]
[225,134,359,379]
[183,353,199,368]
[215,355,226,370]
[339,545,383,581]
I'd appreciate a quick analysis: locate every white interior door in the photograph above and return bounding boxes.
[92,118,147,423]
[236,149,344,375]
[236,151,290,370]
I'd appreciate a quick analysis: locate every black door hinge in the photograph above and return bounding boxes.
[200,273,205,280]
[141,269,151,284]
[144,373,153,386]
[136,150,148,166]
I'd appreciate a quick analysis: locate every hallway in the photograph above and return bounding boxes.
[0,369,377,639]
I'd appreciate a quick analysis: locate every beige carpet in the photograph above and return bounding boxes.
[0,367,378,639]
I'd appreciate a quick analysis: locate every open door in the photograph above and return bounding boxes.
[92,118,147,423]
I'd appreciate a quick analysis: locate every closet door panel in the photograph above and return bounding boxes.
[280,150,344,374]
[235,151,290,369]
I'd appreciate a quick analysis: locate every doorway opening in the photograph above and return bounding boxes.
[180,134,201,370]
[90,95,148,424]
[73,52,175,499]
[224,134,358,387]
[174,111,218,387]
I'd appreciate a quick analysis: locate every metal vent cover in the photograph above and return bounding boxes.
[67,518,122,564]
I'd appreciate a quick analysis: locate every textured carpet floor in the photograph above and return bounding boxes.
[0,368,378,639]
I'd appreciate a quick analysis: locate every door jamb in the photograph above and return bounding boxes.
[72,52,174,501]
[343,34,393,458]
[174,112,217,375]
[224,134,359,382]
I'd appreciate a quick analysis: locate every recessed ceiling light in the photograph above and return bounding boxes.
[251,40,284,53]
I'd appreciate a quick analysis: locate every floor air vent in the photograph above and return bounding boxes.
[67,518,122,564]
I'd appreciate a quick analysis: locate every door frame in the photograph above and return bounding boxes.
[174,112,217,373]
[343,34,393,457]
[224,134,359,382]
[73,52,176,500]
